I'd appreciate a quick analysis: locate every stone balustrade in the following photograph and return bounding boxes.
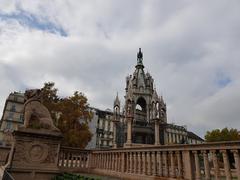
[58,147,91,170]
[58,141,240,180]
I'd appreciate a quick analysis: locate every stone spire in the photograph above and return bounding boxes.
[114,92,120,108]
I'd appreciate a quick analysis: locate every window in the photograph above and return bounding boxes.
[6,122,12,130]
[11,104,16,112]
[8,112,14,121]
[14,96,18,101]
[20,114,24,122]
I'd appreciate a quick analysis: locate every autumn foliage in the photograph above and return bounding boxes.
[205,127,240,142]
[41,82,92,148]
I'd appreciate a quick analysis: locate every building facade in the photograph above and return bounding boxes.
[0,92,25,145]
[86,108,114,149]
[112,49,203,148]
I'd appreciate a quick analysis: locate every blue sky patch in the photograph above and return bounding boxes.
[215,71,231,88]
[0,10,67,37]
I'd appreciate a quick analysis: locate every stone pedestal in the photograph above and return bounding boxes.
[9,127,63,180]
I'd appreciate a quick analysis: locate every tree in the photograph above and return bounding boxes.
[205,127,240,142]
[41,82,93,148]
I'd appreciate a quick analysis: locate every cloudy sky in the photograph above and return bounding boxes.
[0,0,240,138]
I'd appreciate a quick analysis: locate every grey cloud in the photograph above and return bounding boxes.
[0,0,240,138]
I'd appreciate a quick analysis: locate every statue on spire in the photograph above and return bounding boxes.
[137,48,143,64]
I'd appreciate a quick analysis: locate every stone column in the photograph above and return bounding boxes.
[126,116,133,145]
[152,152,157,175]
[170,151,175,177]
[211,150,220,179]
[142,152,146,175]
[176,151,182,178]
[202,151,210,180]
[138,152,141,174]
[177,133,180,143]
[232,150,240,179]
[221,150,232,180]
[193,151,201,180]
[147,152,151,175]
[154,120,160,145]
[157,151,163,176]
[169,133,172,144]
[113,121,117,148]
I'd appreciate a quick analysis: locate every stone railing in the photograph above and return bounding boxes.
[58,141,240,180]
[58,146,91,172]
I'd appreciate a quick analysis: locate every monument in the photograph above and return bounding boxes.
[7,89,62,180]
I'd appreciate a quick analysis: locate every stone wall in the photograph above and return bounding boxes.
[0,146,10,166]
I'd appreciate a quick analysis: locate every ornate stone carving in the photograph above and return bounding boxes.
[25,142,49,163]
[23,89,59,131]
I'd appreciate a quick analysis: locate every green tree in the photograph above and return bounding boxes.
[41,82,93,148]
[205,127,240,142]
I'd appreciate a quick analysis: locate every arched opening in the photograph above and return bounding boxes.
[135,97,146,112]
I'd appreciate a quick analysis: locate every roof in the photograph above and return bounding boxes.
[187,131,204,141]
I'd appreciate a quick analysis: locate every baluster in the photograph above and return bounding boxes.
[121,152,125,172]
[142,152,146,175]
[147,151,152,175]
[221,150,232,180]
[106,153,108,170]
[130,152,133,173]
[103,153,107,169]
[202,150,210,180]
[152,151,157,176]
[157,151,162,176]
[108,153,111,170]
[67,152,71,167]
[117,153,119,171]
[133,152,136,174]
[231,150,240,179]
[62,151,66,167]
[98,153,101,169]
[58,151,62,166]
[126,152,129,172]
[112,153,115,171]
[170,151,175,177]
[117,153,120,172]
[211,150,220,179]
[115,153,118,171]
[71,153,74,167]
[102,153,105,169]
[193,151,201,180]
[83,153,86,168]
[176,151,182,178]
[163,151,168,177]
[138,152,141,174]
